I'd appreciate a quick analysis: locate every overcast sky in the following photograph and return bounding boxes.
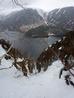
[0,0,74,12]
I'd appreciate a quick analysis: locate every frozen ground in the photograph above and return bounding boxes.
[0,45,74,98]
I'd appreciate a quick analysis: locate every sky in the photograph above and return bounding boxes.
[0,0,74,13]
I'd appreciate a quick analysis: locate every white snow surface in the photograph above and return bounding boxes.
[0,45,74,98]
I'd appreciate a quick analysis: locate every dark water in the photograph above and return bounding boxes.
[0,31,48,60]
[48,36,61,45]
[0,31,61,60]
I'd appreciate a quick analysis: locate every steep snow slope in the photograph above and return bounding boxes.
[0,45,74,98]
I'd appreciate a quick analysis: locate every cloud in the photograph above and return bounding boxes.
[0,0,74,12]
[28,0,74,11]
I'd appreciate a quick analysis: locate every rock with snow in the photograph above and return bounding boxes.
[47,7,74,34]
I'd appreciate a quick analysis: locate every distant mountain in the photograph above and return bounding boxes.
[47,7,74,35]
[1,7,74,37]
[0,8,44,32]
[0,15,6,20]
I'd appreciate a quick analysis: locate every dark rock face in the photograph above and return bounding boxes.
[47,7,74,34]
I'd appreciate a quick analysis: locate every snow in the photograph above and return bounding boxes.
[59,47,62,50]
[0,45,74,98]
[55,8,61,15]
